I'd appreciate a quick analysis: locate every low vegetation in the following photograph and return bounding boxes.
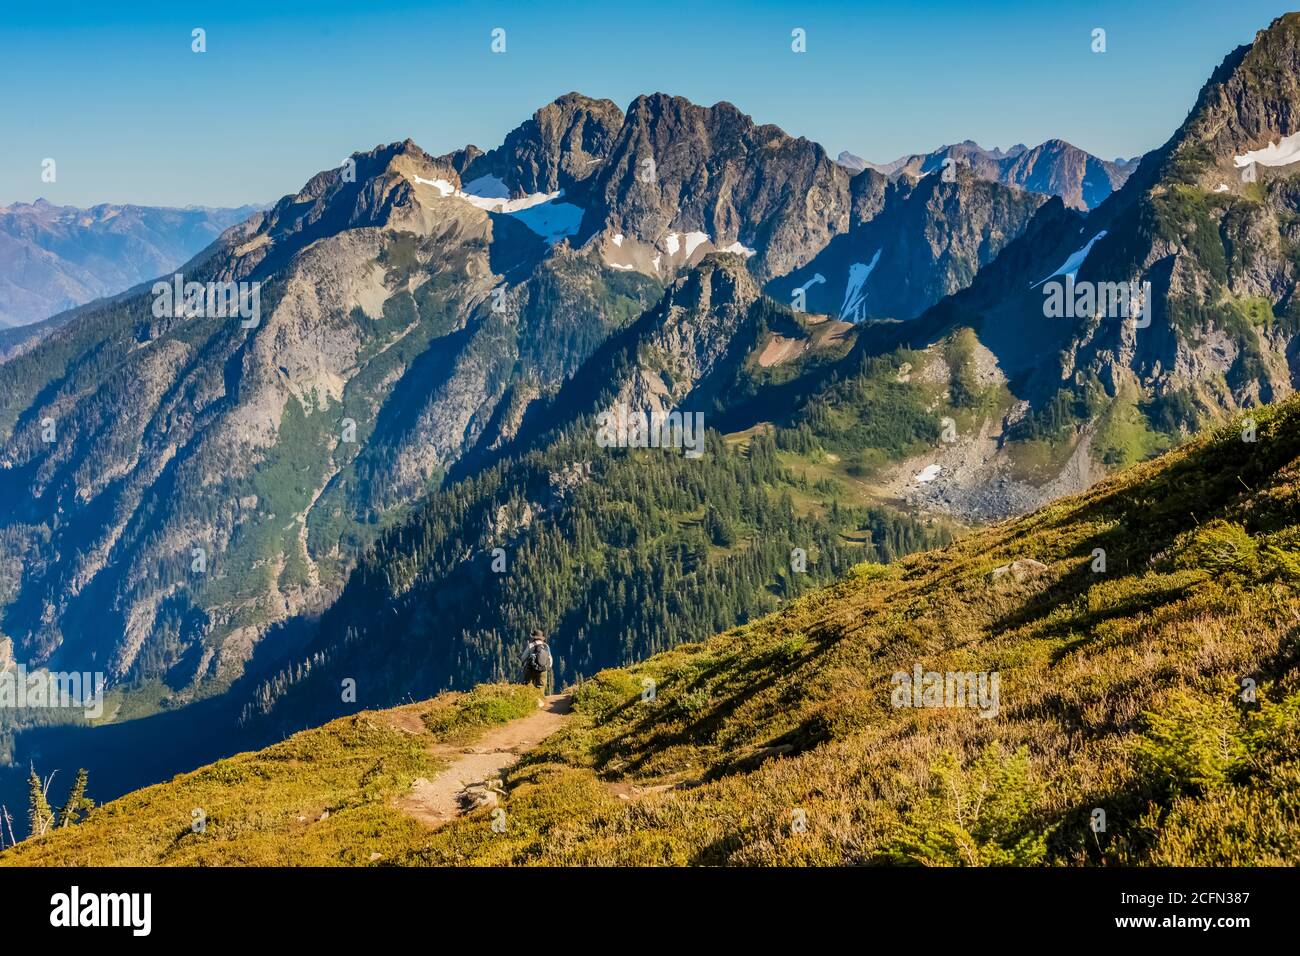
[7,396,1300,866]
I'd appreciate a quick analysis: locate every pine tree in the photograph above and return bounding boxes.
[27,767,54,839]
[58,769,92,827]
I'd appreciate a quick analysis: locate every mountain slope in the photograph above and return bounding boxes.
[846,12,1300,521]
[8,394,1299,865]
[0,200,260,327]
[0,88,940,719]
[581,93,852,281]
[0,131,663,708]
[769,165,1047,322]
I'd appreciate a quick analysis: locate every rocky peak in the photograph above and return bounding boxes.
[1174,14,1300,159]
[226,139,459,277]
[581,92,851,281]
[772,164,1045,322]
[662,252,760,315]
[999,140,1129,210]
[464,92,624,196]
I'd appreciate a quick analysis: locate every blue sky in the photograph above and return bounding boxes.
[1,0,1292,207]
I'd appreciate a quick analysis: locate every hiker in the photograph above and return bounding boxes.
[521,629,552,695]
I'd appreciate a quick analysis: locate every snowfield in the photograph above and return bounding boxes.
[683,231,710,257]
[413,174,582,243]
[1032,230,1108,288]
[840,249,882,321]
[1234,131,1300,168]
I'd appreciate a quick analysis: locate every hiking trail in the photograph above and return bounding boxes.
[394,693,572,828]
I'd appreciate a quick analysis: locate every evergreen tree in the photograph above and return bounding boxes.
[27,767,54,839]
[58,769,93,828]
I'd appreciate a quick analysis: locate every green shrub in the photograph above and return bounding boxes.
[888,745,1050,866]
[1174,520,1260,575]
[421,683,538,738]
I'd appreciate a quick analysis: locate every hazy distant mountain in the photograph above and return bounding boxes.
[0,200,261,327]
[855,139,1138,210]
[836,150,869,172]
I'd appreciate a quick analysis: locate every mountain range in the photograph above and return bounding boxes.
[0,200,261,329]
[5,12,1300,831]
[838,140,1140,211]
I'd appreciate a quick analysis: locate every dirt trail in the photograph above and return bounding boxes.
[395,694,572,828]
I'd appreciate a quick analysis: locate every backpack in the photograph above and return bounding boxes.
[528,642,552,672]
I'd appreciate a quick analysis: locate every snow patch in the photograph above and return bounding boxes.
[413,175,456,197]
[510,200,584,244]
[915,464,942,483]
[840,249,882,321]
[683,231,710,257]
[663,232,681,255]
[413,173,581,243]
[461,174,510,199]
[462,190,559,214]
[1214,183,1230,193]
[1031,230,1107,288]
[1234,132,1300,168]
[611,233,624,247]
[720,241,756,257]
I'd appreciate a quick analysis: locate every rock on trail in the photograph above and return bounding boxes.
[395,693,572,828]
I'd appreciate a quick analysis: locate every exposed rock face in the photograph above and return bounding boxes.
[463,92,625,195]
[990,558,1049,583]
[614,254,762,413]
[1000,140,1135,211]
[772,166,1046,321]
[0,134,656,692]
[580,93,853,281]
[1050,13,1300,414]
[849,168,891,227]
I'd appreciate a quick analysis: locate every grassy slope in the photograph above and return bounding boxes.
[0,685,538,865]
[7,398,1300,866]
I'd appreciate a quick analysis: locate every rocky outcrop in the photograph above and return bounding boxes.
[463,92,625,196]
[580,93,853,281]
[614,254,761,412]
[771,166,1046,321]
